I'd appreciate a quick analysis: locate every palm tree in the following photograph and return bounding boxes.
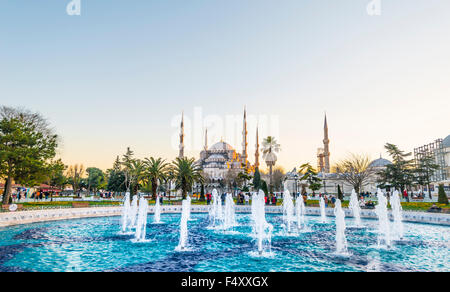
[128,159,146,195]
[171,157,204,199]
[262,136,281,191]
[144,157,169,200]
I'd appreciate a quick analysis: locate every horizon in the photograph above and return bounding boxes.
[1,0,449,171]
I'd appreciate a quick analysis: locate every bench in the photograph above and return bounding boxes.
[72,202,90,208]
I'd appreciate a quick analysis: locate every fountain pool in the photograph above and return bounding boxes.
[0,213,448,272]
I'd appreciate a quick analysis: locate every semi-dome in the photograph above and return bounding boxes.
[442,135,450,148]
[209,141,234,151]
[369,157,392,168]
[206,154,227,162]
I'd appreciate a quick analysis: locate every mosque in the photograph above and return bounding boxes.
[177,108,259,183]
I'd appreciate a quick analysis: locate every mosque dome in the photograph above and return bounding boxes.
[369,157,392,168]
[209,141,234,151]
[442,135,450,148]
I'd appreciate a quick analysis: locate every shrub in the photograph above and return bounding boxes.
[438,184,449,205]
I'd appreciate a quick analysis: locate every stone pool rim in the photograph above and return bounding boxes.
[1,205,449,228]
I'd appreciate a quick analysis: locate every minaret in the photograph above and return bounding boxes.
[179,112,184,158]
[323,113,330,173]
[204,128,208,151]
[241,107,248,165]
[255,126,260,169]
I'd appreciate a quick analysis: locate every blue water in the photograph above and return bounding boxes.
[0,213,448,272]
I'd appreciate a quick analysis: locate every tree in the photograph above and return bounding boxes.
[171,157,204,199]
[252,168,261,191]
[237,164,252,191]
[337,184,343,201]
[223,169,238,193]
[272,167,285,192]
[47,159,67,197]
[86,167,105,195]
[0,106,58,204]
[200,183,205,201]
[66,164,85,196]
[377,143,415,193]
[261,180,269,196]
[144,157,169,200]
[437,184,449,205]
[334,154,376,193]
[107,170,126,192]
[414,153,440,199]
[298,163,322,195]
[128,159,146,195]
[262,136,281,192]
[121,147,135,192]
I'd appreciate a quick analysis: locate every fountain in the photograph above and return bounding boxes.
[295,193,307,231]
[348,189,363,227]
[134,196,149,242]
[128,195,138,228]
[186,195,192,221]
[154,195,162,224]
[334,199,350,256]
[319,196,328,223]
[209,189,223,228]
[282,188,295,234]
[390,190,404,240]
[121,192,131,233]
[176,199,190,251]
[251,190,273,256]
[375,189,391,248]
[222,193,237,230]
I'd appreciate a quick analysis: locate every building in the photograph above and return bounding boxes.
[285,156,392,195]
[414,136,449,182]
[285,115,393,195]
[195,108,257,187]
[413,135,450,194]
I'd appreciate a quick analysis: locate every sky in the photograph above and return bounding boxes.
[1,0,449,172]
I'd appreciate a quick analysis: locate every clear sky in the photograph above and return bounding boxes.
[1,0,449,172]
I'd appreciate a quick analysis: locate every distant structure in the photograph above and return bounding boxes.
[317,114,330,173]
[179,112,185,158]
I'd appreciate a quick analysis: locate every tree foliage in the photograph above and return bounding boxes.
[0,106,58,203]
[298,163,322,194]
[170,157,204,199]
[438,184,449,205]
[334,153,375,193]
[252,167,261,191]
[377,143,414,192]
[144,157,169,200]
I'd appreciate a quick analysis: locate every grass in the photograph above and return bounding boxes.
[17,201,121,210]
[8,198,449,213]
